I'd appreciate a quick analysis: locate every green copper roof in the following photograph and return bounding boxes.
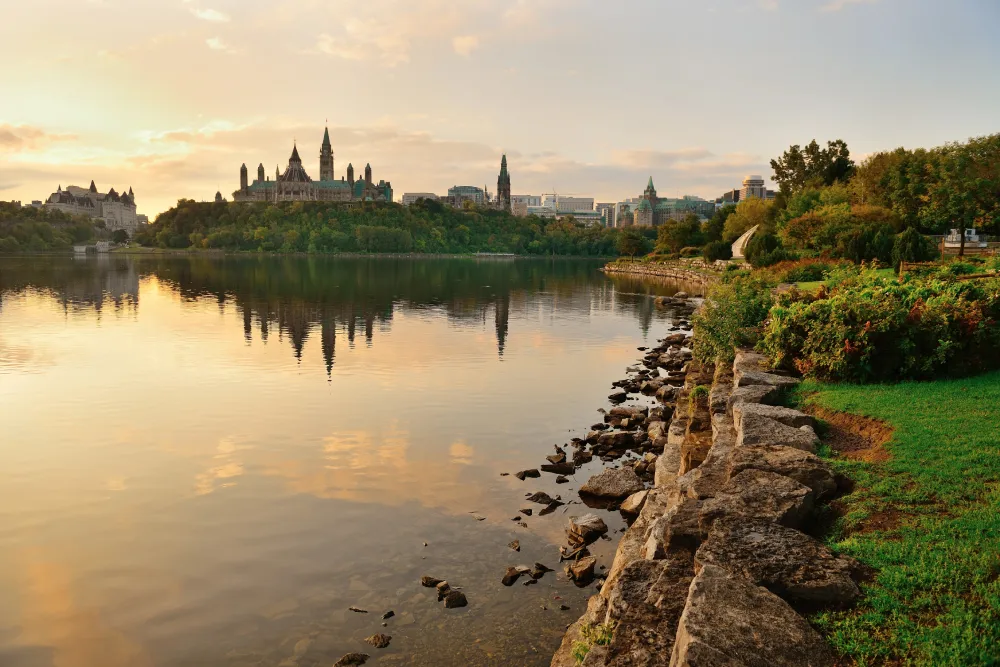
[647,176,655,190]
[322,127,331,148]
[638,199,652,211]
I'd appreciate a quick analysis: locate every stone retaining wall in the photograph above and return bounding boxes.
[551,349,857,667]
[602,262,719,286]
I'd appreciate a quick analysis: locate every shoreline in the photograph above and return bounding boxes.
[545,305,855,665]
[601,260,722,286]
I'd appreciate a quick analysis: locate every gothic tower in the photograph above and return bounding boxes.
[258,163,265,183]
[364,163,372,186]
[240,163,248,193]
[497,154,511,212]
[319,126,334,182]
[347,163,355,188]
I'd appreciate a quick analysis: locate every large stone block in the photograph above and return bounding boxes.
[645,496,705,558]
[733,403,815,431]
[683,415,737,500]
[669,565,835,667]
[581,467,646,498]
[726,385,779,417]
[696,519,861,607]
[700,470,814,531]
[728,445,838,502]
[655,440,682,488]
[735,370,800,390]
[736,412,818,453]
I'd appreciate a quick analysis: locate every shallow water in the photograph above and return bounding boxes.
[0,255,698,667]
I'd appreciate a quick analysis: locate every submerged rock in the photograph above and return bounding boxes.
[443,590,468,608]
[527,491,555,505]
[363,634,392,649]
[541,462,576,475]
[420,575,443,588]
[619,489,649,516]
[580,467,645,498]
[333,654,369,667]
[514,469,541,480]
[566,556,597,586]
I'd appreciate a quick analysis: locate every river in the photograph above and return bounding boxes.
[0,255,699,667]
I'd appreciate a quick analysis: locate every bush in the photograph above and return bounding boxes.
[758,258,847,284]
[680,246,702,258]
[761,267,1000,382]
[693,275,775,363]
[746,233,795,268]
[703,240,733,262]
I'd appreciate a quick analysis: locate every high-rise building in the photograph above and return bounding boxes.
[401,193,439,206]
[512,195,541,207]
[446,185,486,206]
[542,195,593,212]
[595,202,616,227]
[740,175,767,201]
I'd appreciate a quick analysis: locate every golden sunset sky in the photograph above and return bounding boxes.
[1,0,998,216]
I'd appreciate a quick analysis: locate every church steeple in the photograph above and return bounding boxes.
[497,153,511,212]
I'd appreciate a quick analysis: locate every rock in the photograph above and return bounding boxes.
[531,562,554,579]
[697,519,861,606]
[701,469,815,531]
[471,513,487,521]
[734,402,816,430]
[502,566,524,586]
[333,653,369,667]
[610,405,649,419]
[573,450,594,465]
[348,606,368,613]
[542,462,576,475]
[363,634,392,649]
[567,514,609,548]
[620,489,649,515]
[508,539,520,552]
[674,291,689,299]
[647,420,667,441]
[736,369,801,389]
[580,467,645,498]
[670,565,835,667]
[645,496,705,558]
[566,556,597,586]
[520,508,532,516]
[435,581,451,600]
[514,469,540,480]
[726,384,780,416]
[596,431,635,450]
[381,610,394,620]
[546,452,567,464]
[591,423,609,431]
[609,389,627,403]
[527,491,555,505]
[737,411,819,453]
[729,445,838,501]
[556,475,569,484]
[539,500,565,516]
[443,590,468,608]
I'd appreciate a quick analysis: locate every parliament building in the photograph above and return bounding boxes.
[233,127,393,204]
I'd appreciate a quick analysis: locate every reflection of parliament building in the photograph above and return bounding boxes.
[233,127,393,204]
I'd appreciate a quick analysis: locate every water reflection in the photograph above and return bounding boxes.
[0,255,699,667]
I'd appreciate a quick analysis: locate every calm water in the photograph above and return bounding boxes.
[0,255,698,667]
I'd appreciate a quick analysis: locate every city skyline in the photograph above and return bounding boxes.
[2,0,999,216]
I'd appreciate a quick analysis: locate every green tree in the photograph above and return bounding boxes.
[617,228,652,258]
[656,214,703,254]
[770,139,855,195]
[723,197,773,243]
[704,205,735,242]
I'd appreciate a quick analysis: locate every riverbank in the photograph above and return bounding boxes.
[601,259,723,287]
[548,338,858,666]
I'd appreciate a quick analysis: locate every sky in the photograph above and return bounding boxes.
[1,0,998,217]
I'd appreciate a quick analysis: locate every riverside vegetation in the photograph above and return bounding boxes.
[133,198,656,256]
[0,201,102,251]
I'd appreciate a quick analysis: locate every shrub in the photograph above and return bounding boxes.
[703,240,733,262]
[760,267,1000,382]
[759,258,846,284]
[693,275,775,363]
[891,227,938,267]
[680,246,702,258]
[746,233,795,268]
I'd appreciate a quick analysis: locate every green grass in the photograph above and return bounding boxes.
[794,267,897,294]
[796,373,1000,666]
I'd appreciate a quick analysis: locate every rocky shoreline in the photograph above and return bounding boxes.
[544,309,860,665]
[602,262,720,286]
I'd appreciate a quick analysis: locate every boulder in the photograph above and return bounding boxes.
[527,491,556,505]
[542,462,576,476]
[333,653,370,667]
[734,403,816,431]
[700,470,815,531]
[645,496,705,558]
[732,349,770,382]
[736,369,801,389]
[580,467,645,498]
[670,565,835,667]
[363,634,391,649]
[696,519,861,606]
[736,411,819,453]
[726,384,780,416]
[502,566,525,586]
[683,414,737,500]
[547,452,567,464]
[647,420,668,441]
[420,576,443,588]
[566,556,597,586]
[609,389,628,403]
[656,385,680,402]
[567,513,609,548]
[610,405,649,419]
[654,440,682,488]
[514,469,541,480]
[596,431,636,450]
[729,445,838,501]
[620,490,649,515]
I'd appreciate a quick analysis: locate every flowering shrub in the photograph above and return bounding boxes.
[761,267,1000,382]
[693,276,775,363]
[758,258,849,284]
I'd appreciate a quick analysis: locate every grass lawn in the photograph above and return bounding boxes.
[797,374,1000,666]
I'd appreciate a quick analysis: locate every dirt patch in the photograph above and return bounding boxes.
[808,406,894,463]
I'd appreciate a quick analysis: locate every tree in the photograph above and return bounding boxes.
[770,139,855,195]
[723,197,773,243]
[617,228,652,258]
[111,229,129,244]
[703,240,732,262]
[656,214,703,254]
[704,205,735,243]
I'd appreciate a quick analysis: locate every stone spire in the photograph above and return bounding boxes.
[497,154,511,212]
[290,143,302,164]
[319,126,334,182]
[258,163,265,182]
[89,180,97,193]
[364,163,372,185]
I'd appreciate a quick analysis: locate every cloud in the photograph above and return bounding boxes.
[0,125,76,153]
[611,148,714,169]
[315,19,412,66]
[205,37,239,54]
[452,35,479,57]
[820,0,879,11]
[190,7,230,22]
